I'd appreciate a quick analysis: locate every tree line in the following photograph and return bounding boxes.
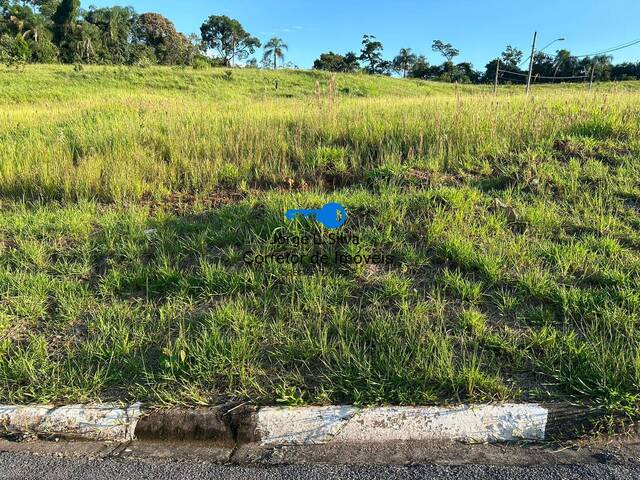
[0,1,289,68]
[315,37,640,83]
[2,1,640,83]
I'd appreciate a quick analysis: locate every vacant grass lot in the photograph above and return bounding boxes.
[2,65,640,415]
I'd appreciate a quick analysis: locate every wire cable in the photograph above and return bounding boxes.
[499,69,528,77]
[514,36,640,67]
[495,36,640,85]
[499,67,589,80]
[572,38,640,58]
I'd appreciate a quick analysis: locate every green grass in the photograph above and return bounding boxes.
[2,65,640,415]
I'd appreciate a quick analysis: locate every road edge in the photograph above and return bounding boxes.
[0,403,601,444]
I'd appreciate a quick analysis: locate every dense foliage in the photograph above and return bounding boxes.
[314,39,640,84]
[0,0,198,65]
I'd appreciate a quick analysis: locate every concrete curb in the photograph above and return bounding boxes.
[243,404,548,445]
[0,403,602,444]
[0,404,142,441]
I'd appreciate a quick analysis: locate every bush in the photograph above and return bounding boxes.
[29,39,59,63]
[192,55,210,70]
[209,57,229,68]
[127,44,157,67]
[0,34,31,65]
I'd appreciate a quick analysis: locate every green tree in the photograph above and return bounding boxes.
[200,15,260,66]
[452,62,480,83]
[26,0,60,19]
[0,1,58,63]
[126,42,155,66]
[432,40,460,81]
[72,21,100,63]
[408,54,433,79]
[612,62,640,81]
[482,59,500,83]
[553,49,578,80]
[51,0,78,45]
[532,52,555,78]
[14,33,29,59]
[133,12,189,65]
[581,54,613,81]
[359,34,388,74]
[85,6,136,63]
[392,47,417,77]
[343,52,359,72]
[500,45,523,68]
[313,51,344,71]
[313,50,359,72]
[0,33,30,64]
[29,34,58,62]
[263,37,287,70]
[483,45,525,83]
[2,1,46,40]
[431,40,459,63]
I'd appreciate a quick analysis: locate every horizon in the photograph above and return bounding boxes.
[86,0,640,69]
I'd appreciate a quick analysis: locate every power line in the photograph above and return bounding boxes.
[514,36,640,67]
[506,42,635,87]
[494,34,640,92]
[572,38,640,58]
[518,56,531,68]
[518,38,563,67]
[536,74,589,80]
[499,67,589,80]
[500,69,528,77]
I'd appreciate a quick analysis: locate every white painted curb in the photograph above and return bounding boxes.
[0,403,554,445]
[254,406,358,445]
[255,404,548,446]
[0,403,142,441]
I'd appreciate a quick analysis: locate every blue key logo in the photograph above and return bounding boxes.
[285,202,347,229]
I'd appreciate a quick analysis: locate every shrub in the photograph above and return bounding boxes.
[29,39,59,64]
[192,55,210,70]
[0,34,31,65]
[127,44,157,67]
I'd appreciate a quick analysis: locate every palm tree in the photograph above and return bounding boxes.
[263,37,288,70]
[393,48,417,78]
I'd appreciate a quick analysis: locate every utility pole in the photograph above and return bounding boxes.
[525,31,537,96]
[494,59,500,95]
[589,64,596,91]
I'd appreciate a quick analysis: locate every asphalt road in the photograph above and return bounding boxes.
[1,452,640,480]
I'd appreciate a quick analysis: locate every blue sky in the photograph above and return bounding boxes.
[88,0,640,69]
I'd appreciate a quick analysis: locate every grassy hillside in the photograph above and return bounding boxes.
[2,65,640,202]
[2,65,640,417]
[0,64,479,103]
